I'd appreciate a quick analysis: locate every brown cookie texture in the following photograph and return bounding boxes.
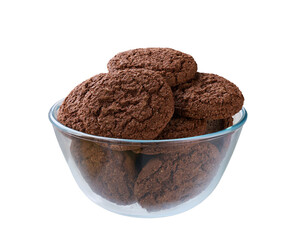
[70,139,137,205]
[70,139,107,181]
[79,69,174,140]
[156,115,207,140]
[134,142,220,211]
[173,73,244,120]
[57,74,106,132]
[132,141,196,155]
[104,144,141,152]
[133,116,206,155]
[93,150,137,205]
[98,141,141,152]
[205,117,233,134]
[107,48,197,87]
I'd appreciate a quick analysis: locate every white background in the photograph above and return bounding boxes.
[1,0,297,239]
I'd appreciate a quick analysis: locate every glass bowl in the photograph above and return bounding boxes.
[49,99,247,218]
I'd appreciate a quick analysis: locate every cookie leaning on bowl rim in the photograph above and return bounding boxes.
[79,69,175,140]
[107,48,197,87]
[173,72,244,120]
[57,73,106,133]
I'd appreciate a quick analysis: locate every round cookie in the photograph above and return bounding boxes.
[156,115,207,140]
[107,48,197,87]
[173,73,244,120]
[205,117,233,134]
[57,73,106,132]
[134,142,220,211]
[70,138,137,205]
[79,69,174,139]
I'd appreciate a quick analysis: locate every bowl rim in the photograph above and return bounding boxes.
[49,99,247,143]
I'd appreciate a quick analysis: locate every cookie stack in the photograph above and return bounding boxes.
[58,48,244,211]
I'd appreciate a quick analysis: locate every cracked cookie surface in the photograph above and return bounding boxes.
[79,69,174,139]
[107,48,197,87]
[134,142,220,211]
[173,73,244,119]
[133,116,207,155]
[57,74,106,132]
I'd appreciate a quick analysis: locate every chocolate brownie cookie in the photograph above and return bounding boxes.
[70,139,137,205]
[133,116,206,155]
[134,142,220,211]
[57,74,106,132]
[173,73,244,119]
[79,69,174,139]
[205,117,233,134]
[107,48,197,87]
[156,115,207,140]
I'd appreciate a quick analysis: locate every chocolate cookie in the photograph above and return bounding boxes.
[205,117,233,134]
[133,116,206,155]
[134,142,220,211]
[93,149,137,205]
[173,73,244,119]
[70,139,137,205]
[79,69,174,139]
[156,115,207,140]
[71,139,107,181]
[57,74,106,132]
[107,48,197,87]
[132,140,197,156]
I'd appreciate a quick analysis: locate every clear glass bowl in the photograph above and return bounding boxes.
[49,99,247,218]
